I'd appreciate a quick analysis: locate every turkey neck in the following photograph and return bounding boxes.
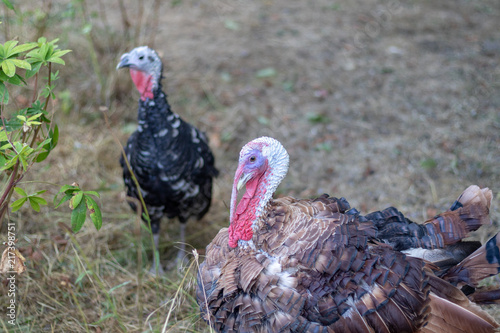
[132,84,183,158]
[136,84,172,127]
[228,139,290,248]
[228,168,273,248]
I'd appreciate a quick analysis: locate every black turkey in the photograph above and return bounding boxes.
[117,46,219,273]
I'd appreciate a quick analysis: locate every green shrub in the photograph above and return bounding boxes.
[0,36,101,232]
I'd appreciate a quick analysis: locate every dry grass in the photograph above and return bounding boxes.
[1,0,500,331]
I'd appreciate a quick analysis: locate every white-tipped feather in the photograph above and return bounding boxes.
[457,185,492,209]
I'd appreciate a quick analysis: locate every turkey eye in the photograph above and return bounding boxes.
[249,156,256,163]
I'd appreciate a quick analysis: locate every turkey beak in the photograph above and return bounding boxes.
[237,172,252,192]
[116,54,130,69]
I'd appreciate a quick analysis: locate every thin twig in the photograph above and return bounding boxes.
[117,0,131,40]
[148,0,162,48]
[126,196,144,329]
[101,108,163,329]
[193,249,214,332]
[162,258,196,332]
[68,288,91,333]
[133,0,144,46]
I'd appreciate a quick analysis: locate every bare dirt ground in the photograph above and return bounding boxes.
[1,0,499,331]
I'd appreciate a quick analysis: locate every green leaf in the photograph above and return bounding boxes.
[2,0,15,10]
[91,314,115,326]
[81,23,92,34]
[3,40,18,56]
[38,43,49,60]
[85,196,102,230]
[1,155,18,170]
[306,112,330,124]
[315,142,332,152]
[1,59,16,77]
[47,49,71,65]
[25,62,42,78]
[0,82,9,105]
[109,280,131,293]
[10,59,31,70]
[0,141,13,150]
[54,193,72,209]
[27,113,43,121]
[83,190,100,198]
[71,200,87,232]
[0,129,8,142]
[54,184,83,207]
[75,270,91,284]
[11,43,36,55]
[224,20,240,31]
[35,151,49,163]
[36,138,52,150]
[11,198,27,212]
[51,49,72,59]
[47,57,65,65]
[282,81,295,92]
[13,187,27,197]
[18,153,28,171]
[6,73,25,86]
[140,223,151,233]
[27,100,45,114]
[55,184,79,198]
[13,141,23,152]
[51,125,59,147]
[256,67,277,78]
[70,191,83,209]
[30,196,48,205]
[257,116,270,126]
[20,144,34,155]
[28,198,41,212]
[420,158,437,170]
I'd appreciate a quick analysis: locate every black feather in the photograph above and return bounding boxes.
[120,51,218,235]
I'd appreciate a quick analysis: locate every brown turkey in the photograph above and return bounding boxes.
[116,46,219,273]
[196,136,500,332]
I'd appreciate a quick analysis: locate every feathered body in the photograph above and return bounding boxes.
[197,137,499,332]
[117,47,218,266]
[120,88,218,232]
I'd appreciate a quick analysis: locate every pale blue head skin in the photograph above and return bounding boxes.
[117,46,163,95]
[229,137,290,248]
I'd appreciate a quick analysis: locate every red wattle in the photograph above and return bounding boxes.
[130,69,154,100]
[228,169,269,248]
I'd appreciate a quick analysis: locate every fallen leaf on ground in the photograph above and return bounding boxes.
[0,247,26,274]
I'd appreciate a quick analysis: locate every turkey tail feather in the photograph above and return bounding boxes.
[423,185,492,245]
[370,186,492,251]
[426,274,498,327]
[443,232,500,290]
[419,293,498,333]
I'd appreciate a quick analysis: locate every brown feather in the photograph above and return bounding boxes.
[419,293,498,333]
[196,139,498,333]
[427,274,498,327]
[468,287,500,304]
[422,186,492,247]
[198,192,500,332]
[443,232,500,288]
